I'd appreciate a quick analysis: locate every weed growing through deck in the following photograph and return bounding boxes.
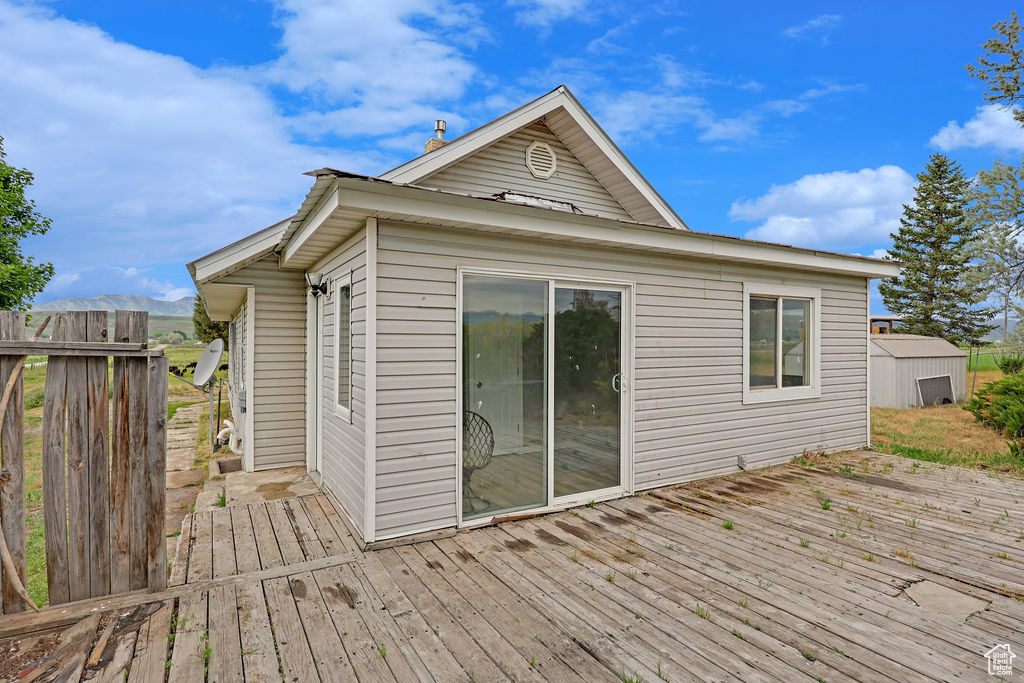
[529,656,535,667]
[861,553,876,562]
[731,629,744,640]
[378,644,387,659]
[799,538,810,548]
[905,518,918,528]
[695,603,710,620]
[616,668,643,683]
[216,487,226,507]
[665,543,675,550]
[533,634,544,645]
[802,652,817,661]
[737,596,748,608]
[820,499,831,510]
[605,572,615,583]
[722,520,734,531]
[570,551,580,563]
[586,500,596,508]
[627,569,637,581]
[657,660,669,681]
[756,574,773,590]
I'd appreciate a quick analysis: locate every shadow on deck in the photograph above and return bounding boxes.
[2,451,1024,681]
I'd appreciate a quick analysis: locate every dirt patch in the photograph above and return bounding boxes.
[323,584,357,609]
[503,538,535,552]
[552,520,593,542]
[533,528,565,546]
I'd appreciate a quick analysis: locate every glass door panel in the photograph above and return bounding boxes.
[553,287,621,498]
[462,275,547,520]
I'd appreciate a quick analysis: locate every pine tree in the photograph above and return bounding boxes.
[0,136,54,309]
[878,153,995,346]
[192,294,229,346]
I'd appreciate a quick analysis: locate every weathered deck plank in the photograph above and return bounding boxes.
[5,455,1023,683]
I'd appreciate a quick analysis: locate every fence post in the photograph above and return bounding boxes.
[111,311,148,593]
[64,311,89,602]
[86,311,110,597]
[0,311,25,612]
[147,356,168,591]
[41,314,69,605]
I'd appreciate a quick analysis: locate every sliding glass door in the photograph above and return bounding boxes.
[461,273,628,522]
[553,287,622,498]
[462,275,548,519]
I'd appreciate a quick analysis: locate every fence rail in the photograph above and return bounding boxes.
[0,310,168,615]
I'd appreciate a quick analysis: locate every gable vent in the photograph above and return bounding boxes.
[525,141,557,179]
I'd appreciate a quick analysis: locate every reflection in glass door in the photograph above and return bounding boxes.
[553,287,621,498]
[462,275,547,520]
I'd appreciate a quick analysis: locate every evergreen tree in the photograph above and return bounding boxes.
[966,159,1024,338]
[966,12,1024,125]
[0,136,54,309]
[192,294,229,346]
[878,153,995,346]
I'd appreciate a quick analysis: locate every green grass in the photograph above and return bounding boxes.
[878,442,1024,476]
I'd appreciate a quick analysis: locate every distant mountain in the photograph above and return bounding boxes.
[32,294,195,316]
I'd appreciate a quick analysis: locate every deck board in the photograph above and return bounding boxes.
[4,453,1024,682]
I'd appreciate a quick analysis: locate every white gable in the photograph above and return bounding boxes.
[419,121,634,221]
[381,86,688,230]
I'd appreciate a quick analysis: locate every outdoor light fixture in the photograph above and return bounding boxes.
[305,272,327,297]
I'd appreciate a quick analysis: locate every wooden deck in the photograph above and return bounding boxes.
[2,450,1023,681]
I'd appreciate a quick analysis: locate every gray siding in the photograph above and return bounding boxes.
[374,222,870,539]
[218,255,306,470]
[317,233,368,538]
[419,122,635,221]
[870,348,966,409]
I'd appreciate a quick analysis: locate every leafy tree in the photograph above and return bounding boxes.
[966,160,1024,337]
[966,11,1024,125]
[878,153,995,345]
[192,294,228,346]
[0,136,54,309]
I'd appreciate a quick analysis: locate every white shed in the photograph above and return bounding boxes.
[870,334,966,408]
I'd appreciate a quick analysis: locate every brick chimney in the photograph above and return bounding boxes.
[425,119,451,153]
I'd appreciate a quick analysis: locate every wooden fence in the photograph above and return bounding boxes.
[0,310,168,615]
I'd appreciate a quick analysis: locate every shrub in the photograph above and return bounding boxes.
[24,387,44,410]
[996,353,1024,374]
[964,373,1024,436]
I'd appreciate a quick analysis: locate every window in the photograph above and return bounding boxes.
[335,274,352,417]
[743,284,820,404]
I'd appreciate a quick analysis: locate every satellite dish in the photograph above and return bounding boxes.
[193,338,224,388]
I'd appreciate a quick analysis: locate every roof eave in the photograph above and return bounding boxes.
[283,175,902,279]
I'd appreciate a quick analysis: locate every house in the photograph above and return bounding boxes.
[869,333,966,408]
[188,86,901,545]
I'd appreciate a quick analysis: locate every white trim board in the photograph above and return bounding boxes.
[363,217,378,543]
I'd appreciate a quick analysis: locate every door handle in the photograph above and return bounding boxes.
[612,373,620,393]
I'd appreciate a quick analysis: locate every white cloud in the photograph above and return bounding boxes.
[261,0,483,138]
[508,0,590,28]
[730,165,915,249]
[781,14,842,44]
[930,105,1024,152]
[37,265,195,302]
[0,0,485,304]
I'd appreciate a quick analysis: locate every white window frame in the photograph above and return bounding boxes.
[334,271,353,421]
[742,282,821,404]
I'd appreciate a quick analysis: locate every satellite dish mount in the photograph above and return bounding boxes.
[170,338,225,447]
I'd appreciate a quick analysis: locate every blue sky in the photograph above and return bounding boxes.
[1,0,1022,311]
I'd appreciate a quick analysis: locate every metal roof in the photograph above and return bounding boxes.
[870,334,966,359]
